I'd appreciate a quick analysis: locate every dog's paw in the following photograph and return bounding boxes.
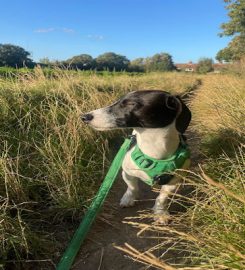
[120,192,136,208]
[153,210,171,225]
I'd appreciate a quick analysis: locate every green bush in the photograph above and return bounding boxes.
[196,58,214,73]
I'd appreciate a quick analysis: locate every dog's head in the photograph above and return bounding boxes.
[82,90,191,133]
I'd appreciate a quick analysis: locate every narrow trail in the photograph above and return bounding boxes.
[73,176,158,270]
[72,131,202,270]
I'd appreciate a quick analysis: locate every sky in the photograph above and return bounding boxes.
[0,0,231,63]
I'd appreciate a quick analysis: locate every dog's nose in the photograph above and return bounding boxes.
[81,113,94,123]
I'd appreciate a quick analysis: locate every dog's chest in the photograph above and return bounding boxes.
[122,147,150,181]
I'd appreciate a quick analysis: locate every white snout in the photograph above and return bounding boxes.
[87,107,116,130]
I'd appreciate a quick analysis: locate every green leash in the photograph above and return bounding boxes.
[56,138,131,270]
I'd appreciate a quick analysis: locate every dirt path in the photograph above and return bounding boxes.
[71,131,201,270]
[73,179,157,270]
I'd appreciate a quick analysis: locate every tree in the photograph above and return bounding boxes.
[216,0,245,61]
[196,58,214,73]
[39,57,64,67]
[65,54,94,70]
[145,53,175,72]
[95,52,129,71]
[216,47,233,62]
[128,57,146,72]
[216,34,245,62]
[0,44,34,67]
[39,57,52,65]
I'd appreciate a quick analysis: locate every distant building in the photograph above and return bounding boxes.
[175,61,229,73]
[175,61,197,72]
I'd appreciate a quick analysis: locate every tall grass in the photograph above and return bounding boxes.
[118,74,245,269]
[0,68,201,268]
[0,69,112,268]
[191,75,245,149]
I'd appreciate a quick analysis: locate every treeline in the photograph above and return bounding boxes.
[61,52,175,72]
[0,44,176,72]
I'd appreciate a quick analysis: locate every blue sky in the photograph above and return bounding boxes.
[0,0,231,63]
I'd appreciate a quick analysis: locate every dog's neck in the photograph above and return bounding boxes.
[133,122,179,160]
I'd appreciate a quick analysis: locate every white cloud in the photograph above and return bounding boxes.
[87,34,104,40]
[62,28,75,33]
[34,28,55,33]
[34,27,75,34]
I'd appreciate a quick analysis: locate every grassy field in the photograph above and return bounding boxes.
[0,68,244,269]
[0,68,200,269]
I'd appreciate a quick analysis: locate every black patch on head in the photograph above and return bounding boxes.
[108,90,182,128]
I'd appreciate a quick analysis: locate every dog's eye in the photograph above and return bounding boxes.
[127,101,137,106]
[120,99,137,107]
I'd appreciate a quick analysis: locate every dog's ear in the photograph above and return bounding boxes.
[165,95,179,111]
[175,96,192,134]
[165,95,191,133]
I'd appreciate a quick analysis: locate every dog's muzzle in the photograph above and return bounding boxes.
[81,113,94,123]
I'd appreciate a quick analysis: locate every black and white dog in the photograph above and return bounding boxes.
[82,90,191,223]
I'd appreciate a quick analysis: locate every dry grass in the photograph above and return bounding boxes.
[1,68,244,269]
[118,72,245,269]
[0,68,201,268]
[120,147,245,269]
[191,74,245,138]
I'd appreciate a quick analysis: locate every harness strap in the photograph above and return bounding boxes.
[130,134,190,186]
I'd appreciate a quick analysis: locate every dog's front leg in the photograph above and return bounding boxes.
[153,180,178,224]
[153,159,190,224]
[120,170,139,207]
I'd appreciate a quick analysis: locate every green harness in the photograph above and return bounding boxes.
[131,136,190,186]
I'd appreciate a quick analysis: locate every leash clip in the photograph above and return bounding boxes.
[128,134,137,148]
